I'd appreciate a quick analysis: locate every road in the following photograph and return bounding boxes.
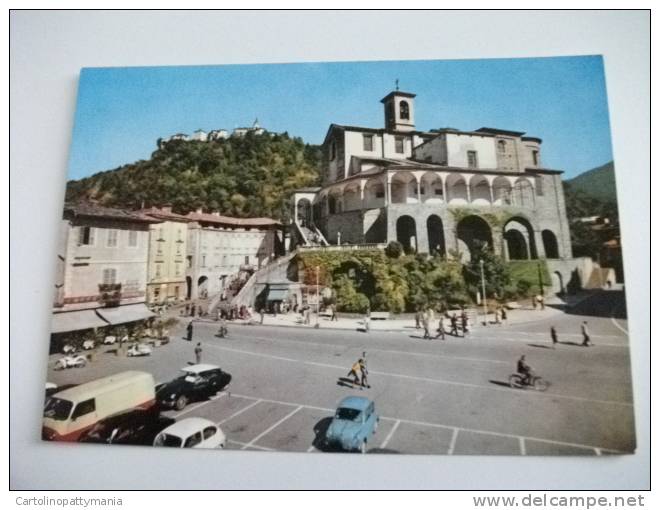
[46,290,635,455]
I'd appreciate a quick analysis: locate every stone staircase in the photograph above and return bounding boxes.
[231,250,299,308]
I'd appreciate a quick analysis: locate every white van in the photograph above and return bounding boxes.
[43,371,156,442]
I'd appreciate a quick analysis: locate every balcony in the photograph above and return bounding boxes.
[98,283,122,307]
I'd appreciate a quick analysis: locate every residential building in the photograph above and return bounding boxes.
[52,203,158,334]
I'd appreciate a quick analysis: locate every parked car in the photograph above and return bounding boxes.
[153,417,226,449]
[324,396,379,453]
[156,364,232,411]
[82,340,96,350]
[53,354,87,370]
[127,343,152,357]
[103,335,117,345]
[43,371,156,441]
[79,409,175,446]
[62,344,76,354]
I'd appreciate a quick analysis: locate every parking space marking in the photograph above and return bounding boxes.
[447,428,459,455]
[241,405,303,450]
[225,392,624,455]
[205,344,633,408]
[227,440,274,452]
[171,392,229,419]
[218,399,263,425]
[519,437,526,456]
[379,419,401,449]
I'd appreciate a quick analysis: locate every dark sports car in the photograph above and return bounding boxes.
[156,364,232,411]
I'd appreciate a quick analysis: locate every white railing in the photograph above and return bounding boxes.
[298,243,387,252]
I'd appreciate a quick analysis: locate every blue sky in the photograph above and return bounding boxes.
[68,56,612,181]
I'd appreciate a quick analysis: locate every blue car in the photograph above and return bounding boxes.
[325,396,379,453]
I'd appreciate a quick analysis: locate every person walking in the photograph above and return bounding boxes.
[494,308,501,325]
[194,342,202,364]
[364,307,371,333]
[501,307,508,325]
[330,303,338,321]
[359,357,370,388]
[415,309,421,330]
[538,294,545,310]
[186,320,194,342]
[422,311,431,340]
[435,315,445,340]
[550,326,558,349]
[461,313,469,336]
[450,313,459,337]
[581,321,592,347]
[259,308,265,325]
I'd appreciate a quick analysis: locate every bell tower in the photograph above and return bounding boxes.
[381,84,416,132]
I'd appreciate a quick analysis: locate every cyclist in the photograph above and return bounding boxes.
[517,355,533,386]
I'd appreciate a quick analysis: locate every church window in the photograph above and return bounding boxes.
[395,137,405,154]
[363,134,374,152]
[532,150,539,166]
[467,150,478,168]
[400,101,410,120]
[498,140,506,154]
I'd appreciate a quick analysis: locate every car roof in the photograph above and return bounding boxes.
[180,364,220,374]
[158,417,217,436]
[337,396,373,411]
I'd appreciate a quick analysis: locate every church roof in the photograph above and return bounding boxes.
[380,90,417,103]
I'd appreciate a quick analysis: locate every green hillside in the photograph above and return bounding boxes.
[65,131,321,221]
[565,161,617,203]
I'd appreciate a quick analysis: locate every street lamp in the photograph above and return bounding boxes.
[315,265,320,328]
[480,259,488,326]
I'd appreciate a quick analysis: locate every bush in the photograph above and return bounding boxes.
[385,241,403,258]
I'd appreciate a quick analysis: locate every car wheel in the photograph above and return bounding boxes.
[175,395,188,411]
[360,440,367,454]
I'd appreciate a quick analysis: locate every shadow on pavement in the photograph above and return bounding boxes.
[558,340,586,347]
[368,448,400,454]
[489,379,514,388]
[547,290,627,319]
[527,343,554,349]
[311,417,339,452]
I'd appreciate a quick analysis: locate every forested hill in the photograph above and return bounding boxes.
[565,161,617,204]
[65,132,321,222]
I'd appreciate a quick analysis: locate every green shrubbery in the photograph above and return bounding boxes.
[298,249,549,313]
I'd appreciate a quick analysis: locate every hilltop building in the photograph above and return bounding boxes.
[158,119,266,148]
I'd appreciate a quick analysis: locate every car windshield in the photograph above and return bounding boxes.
[335,407,361,421]
[43,397,73,421]
[154,433,182,447]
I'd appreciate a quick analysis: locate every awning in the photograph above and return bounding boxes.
[266,289,288,301]
[51,309,110,334]
[96,303,156,325]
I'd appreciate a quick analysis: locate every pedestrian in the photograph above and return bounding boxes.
[415,309,421,329]
[304,307,311,325]
[462,313,469,336]
[194,342,202,364]
[260,308,265,325]
[359,357,370,388]
[422,311,431,339]
[494,308,501,325]
[435,315,445,340]
[331,303,338,321]
[538,294,545,310]
[501,307,508,325]
[450,313,459,337]
[550,326,558,349]
[581,321,592,347]
[364,307,371,333]
[186,320,194,342]
[190,303,196,317]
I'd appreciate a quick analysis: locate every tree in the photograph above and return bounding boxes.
[463,245,511,300]
[385,241,403,259]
